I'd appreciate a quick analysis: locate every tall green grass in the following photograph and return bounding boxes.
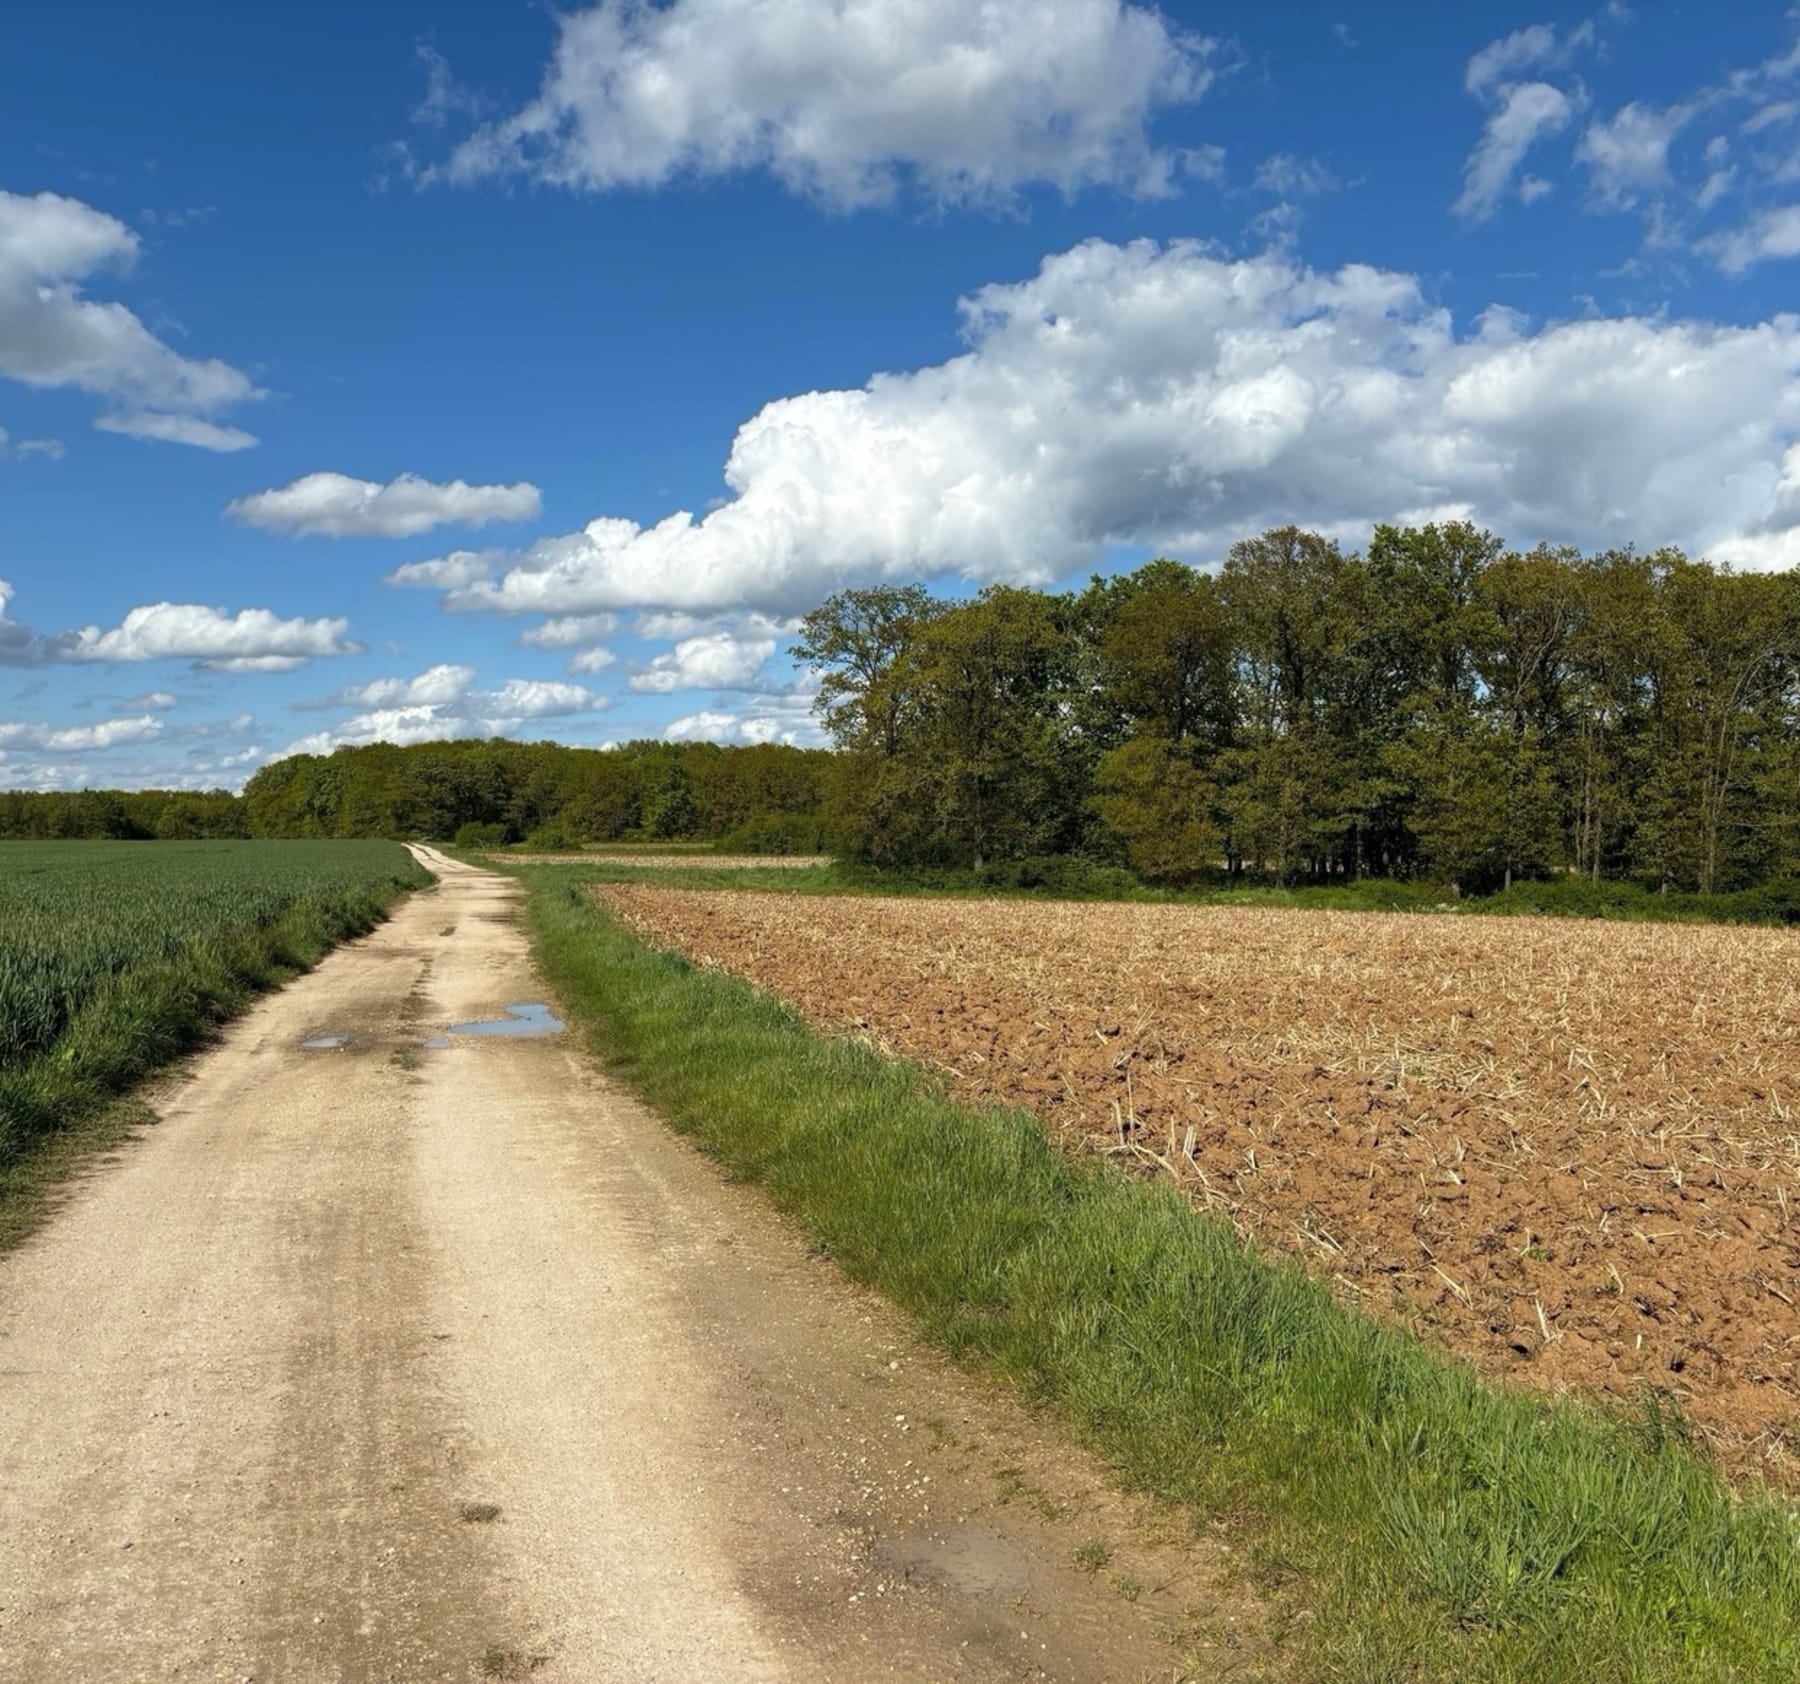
[0,840,429,1164]
[520,864,1800,1682]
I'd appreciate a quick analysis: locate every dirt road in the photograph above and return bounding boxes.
[0,849,1253,1683]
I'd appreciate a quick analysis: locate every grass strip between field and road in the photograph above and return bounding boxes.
[510,857,1800,1684]
[0,840,431,1246]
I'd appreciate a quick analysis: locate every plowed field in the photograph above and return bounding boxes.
[596,885,1800,1474]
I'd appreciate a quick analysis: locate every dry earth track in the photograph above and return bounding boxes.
[0,850,1252,1683]
[595,886,1800,1477]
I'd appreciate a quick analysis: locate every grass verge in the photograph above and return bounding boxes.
[519,863,1800,1683]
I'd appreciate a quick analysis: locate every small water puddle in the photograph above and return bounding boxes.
[872,1528,1033,1599]
[420,1035,451,1049]
[445,1001,564,1038]
[299,1034,349,1050]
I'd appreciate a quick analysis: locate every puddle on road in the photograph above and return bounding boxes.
[302,1004,562,1054]
[872,1528,1033,1599]
[444,1001,564,1038]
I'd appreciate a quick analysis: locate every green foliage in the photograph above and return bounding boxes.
[790,526,1800,898]
[1089,737,1218,884]
[792,583,942,758]
[520,823,580,852]
[717,808,829,855]
[519,868,1800,1682]
[0,787,248,841]
[0,840,427,1161]
[1479,874,1800,925]
[235,737,833,852]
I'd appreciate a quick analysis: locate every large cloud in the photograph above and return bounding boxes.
[228,472,541,538]
[419,239,1800,620]
[0,188,260,448]
[438,0,1217,208]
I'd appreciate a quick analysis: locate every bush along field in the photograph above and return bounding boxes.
[0,841,429,1212]
[513,860,1800,1684]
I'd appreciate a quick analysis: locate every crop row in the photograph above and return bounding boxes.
[0,840,429,1155]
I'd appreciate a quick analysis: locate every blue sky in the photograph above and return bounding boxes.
[4,0,1800,789]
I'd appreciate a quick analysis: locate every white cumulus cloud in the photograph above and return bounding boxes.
[632,610,798,640]
[0,188,260,448]
[437,0,1217,208]
[281,674,608,757]
[228,471,542,538]
[0,581,360,670]
[332,664,477,709]
[665,692,823,746]
[477,677,607,720]
[0,714,164,752]
[518,612,620,648]
[629,630,778,692]
[384,549,506,589]
[414,240,1800,625]
[68,602,359,669]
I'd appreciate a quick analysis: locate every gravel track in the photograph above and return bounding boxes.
[0,849,1248,1683]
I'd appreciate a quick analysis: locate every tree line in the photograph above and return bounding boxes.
[0,787,249,841]
[795,524,1800,893]
[239,737,834,851]
[0,739,834,852]
[9,521,1799,895]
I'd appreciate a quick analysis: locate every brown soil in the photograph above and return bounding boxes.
[0,851,1261,1682]
[595,886,1800,1477]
